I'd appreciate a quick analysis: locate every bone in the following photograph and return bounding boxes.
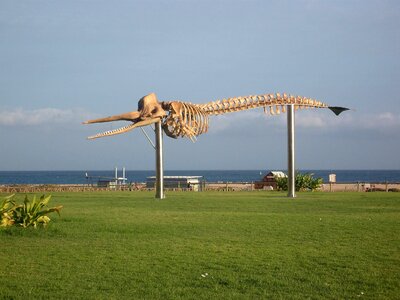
[86,91,333,141]
[87,117,160,140]
[269,106,275,115]
[83,111,140,124]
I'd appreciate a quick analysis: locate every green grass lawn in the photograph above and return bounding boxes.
[1,191,399,299]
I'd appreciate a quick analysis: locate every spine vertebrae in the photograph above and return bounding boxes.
[199,93,328,116]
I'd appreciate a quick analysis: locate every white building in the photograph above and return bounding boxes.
[146,176,203,191]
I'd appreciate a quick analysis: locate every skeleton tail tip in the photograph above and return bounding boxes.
[328,106,350,116]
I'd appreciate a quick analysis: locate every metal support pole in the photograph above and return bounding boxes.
[140,127,156,149]
[122,167,126,185]
[155,121,165,199]
[287,105,296,198]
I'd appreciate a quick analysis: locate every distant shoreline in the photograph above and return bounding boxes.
[1,170,400,185]
[1,169,400,172]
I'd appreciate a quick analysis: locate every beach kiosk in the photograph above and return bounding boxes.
[254,171,287,190]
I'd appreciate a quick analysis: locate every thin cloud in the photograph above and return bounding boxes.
[2,106,398,136]
[0,107,96,126]
[296,110,400,132]
[207,108,400,136]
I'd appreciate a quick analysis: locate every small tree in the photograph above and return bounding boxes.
[275,172,323,192]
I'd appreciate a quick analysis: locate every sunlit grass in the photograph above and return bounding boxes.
[1,191,399,299]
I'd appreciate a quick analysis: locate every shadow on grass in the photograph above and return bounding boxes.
[0,225,65,237]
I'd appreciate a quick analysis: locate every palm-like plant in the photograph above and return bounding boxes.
[275,173,323,192]
[12,195,63,228]
[0,194,16,227]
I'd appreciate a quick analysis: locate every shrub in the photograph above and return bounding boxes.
[0,194,62,228]
[275,176,288,191]
[275,172,323,192]
[1,194,16,227]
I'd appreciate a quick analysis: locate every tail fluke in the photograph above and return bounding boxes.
[328,106,350,116]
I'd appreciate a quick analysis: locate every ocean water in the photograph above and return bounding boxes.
[0,170,399,184]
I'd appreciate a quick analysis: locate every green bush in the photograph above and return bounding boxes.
[0,194,62,228]
[275,172,323,192]
[1,194,16,227]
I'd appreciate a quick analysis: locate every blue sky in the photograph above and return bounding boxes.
[0,0,399,170]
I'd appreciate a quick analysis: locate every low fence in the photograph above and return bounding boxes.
[0,184,145,193]
[1,182,399,193]
[321,182,400,192]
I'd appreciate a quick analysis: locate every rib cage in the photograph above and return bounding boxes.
[162,102,209,141]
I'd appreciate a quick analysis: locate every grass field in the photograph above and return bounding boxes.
[1,191,399,299]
